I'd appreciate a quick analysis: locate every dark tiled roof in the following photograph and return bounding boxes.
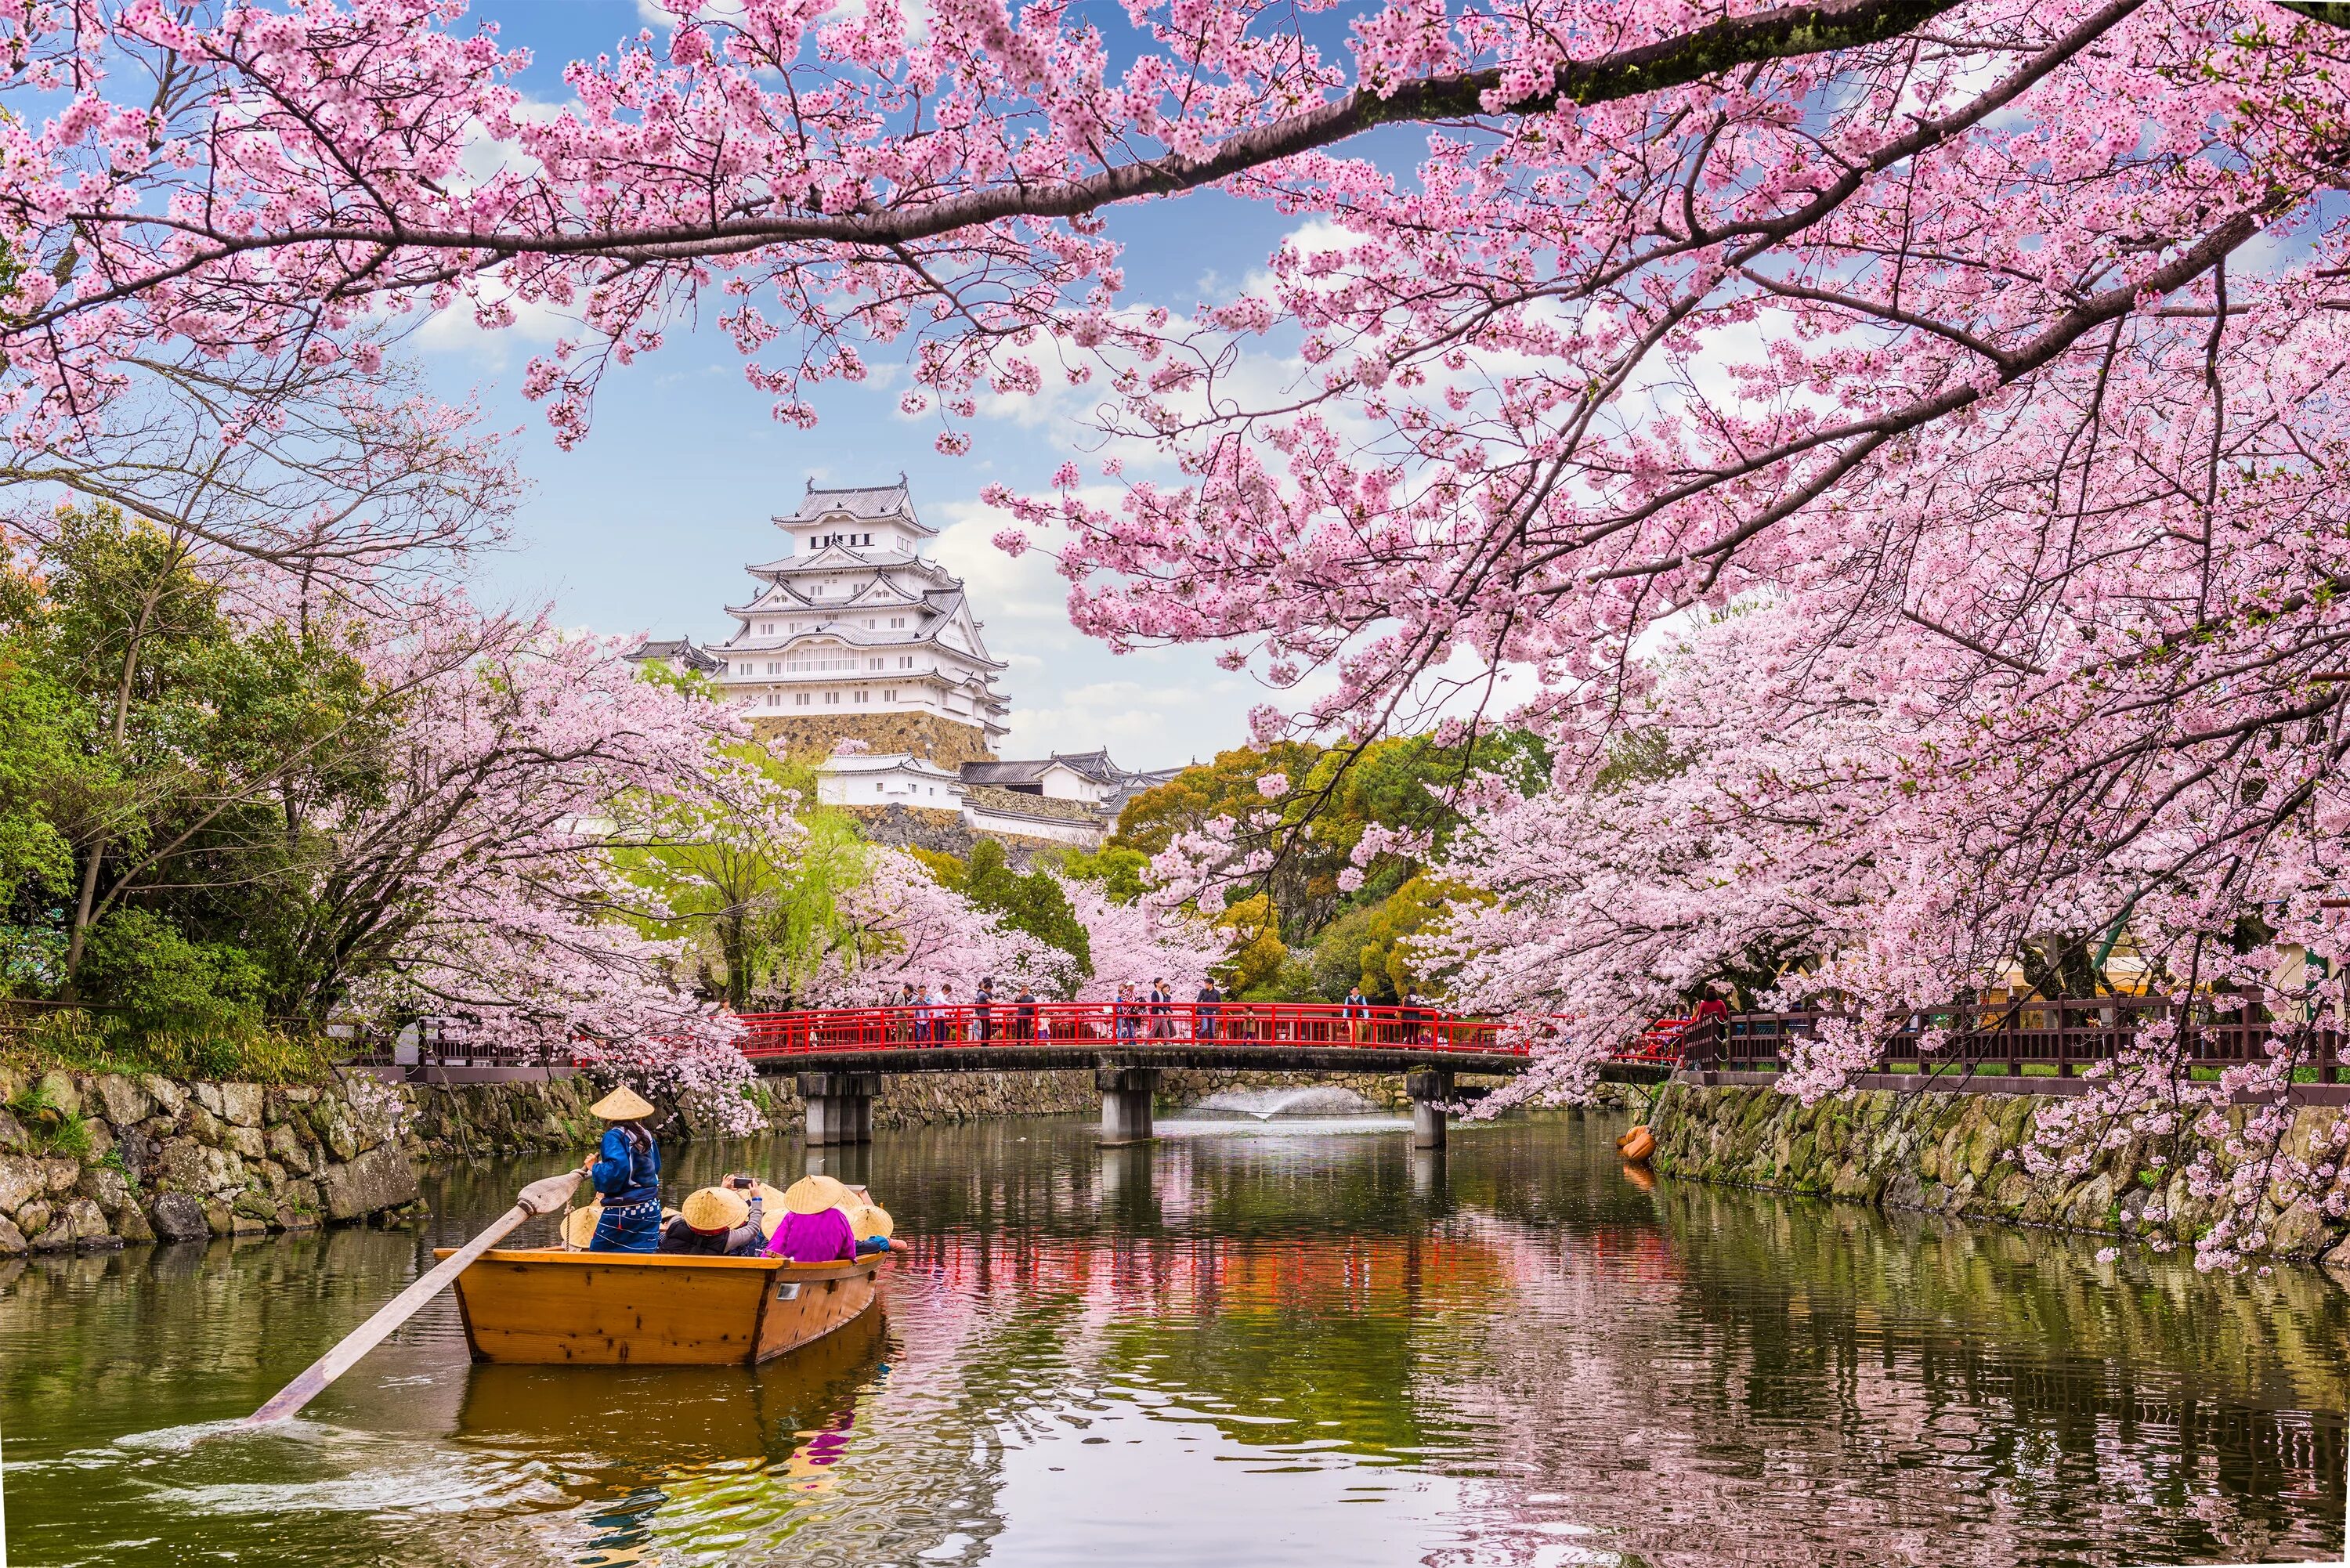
[772,475,935,535]
[625,638,724,673]
[960,784,1103,824]
[960,760,1055,787]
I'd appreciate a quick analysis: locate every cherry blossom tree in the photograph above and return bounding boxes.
[1058,873,1225,999]
[808,846,1078,999]
[293,587,764,1124]
[13,0,2350,1247]
[1,341,522,588]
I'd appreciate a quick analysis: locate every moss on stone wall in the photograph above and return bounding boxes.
[1649,1082,2350,1270]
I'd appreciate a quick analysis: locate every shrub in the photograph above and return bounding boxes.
[76,909,266,1035]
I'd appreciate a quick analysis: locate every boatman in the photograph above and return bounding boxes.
[580,1086,663,1252]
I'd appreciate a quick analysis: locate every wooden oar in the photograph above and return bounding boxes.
[240,1168,586,1428]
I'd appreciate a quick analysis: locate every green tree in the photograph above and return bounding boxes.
[959,839,1092,982]
[1213,894,1291,997]
[611,740,872,1010]
[1042,842,1150,904]
[2,509,394,1016]
[1113,731,1548,945]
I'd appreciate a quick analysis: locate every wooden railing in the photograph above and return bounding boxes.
[1676,995,2348,1082]
[328,1018,572,1074]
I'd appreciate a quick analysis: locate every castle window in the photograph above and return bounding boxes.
[884,688,895,701]
[898,656,913,669]
[795,693,812,707]
[890,617,905,628]
[767,661,782,674]
[766,693,779,706]
[868,657,883,670]
[824,691,840,705]
[855,689,869,703]
[866,619,876,629]
[760,623,773,635]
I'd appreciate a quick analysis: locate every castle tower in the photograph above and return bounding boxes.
[714,476,1008,764]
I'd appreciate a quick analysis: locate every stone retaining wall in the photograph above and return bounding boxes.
[1648,1080,2350,1277]
[0,1064,421,1255]
[0,1063,1446,1254]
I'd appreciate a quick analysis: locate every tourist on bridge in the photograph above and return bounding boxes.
[1115,981,1142,1042]
[1343,985,1372,1044]
[1014,981,1038,1040]
[1149,978,1175,1039]
[1400,988,1433,1046]
[938,980,961,1042]
[579,1086,663,1253]
[976,977,996,1042]
[1195,979,1221,1041]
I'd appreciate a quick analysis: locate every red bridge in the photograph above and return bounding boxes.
[729,999,1687,1151]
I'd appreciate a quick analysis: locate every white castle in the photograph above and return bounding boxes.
[712,476,1010,745]
[631,477,1174,846]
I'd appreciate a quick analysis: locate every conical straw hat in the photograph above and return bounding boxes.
[562,1201,603,1249]
[588,1085,656,1121]
[680,1186,750,1234]
[747,1181,790,1236]
[848,1204,894,1241]
[781,1174,854,1216]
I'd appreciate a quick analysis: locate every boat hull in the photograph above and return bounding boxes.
[437,1248,888,1367]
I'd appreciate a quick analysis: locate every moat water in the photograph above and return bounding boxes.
[1,1111,2344,1566]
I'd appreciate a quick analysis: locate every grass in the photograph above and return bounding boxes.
[2,1006,337,1086]
[5,1077,94,1158]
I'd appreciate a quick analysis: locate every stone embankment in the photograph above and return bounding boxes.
[1,1063,1437,1254]
[0,1064,422,1255]
[1648,1080,2350,1278]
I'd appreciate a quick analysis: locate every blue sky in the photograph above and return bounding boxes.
[420,1,1332,770]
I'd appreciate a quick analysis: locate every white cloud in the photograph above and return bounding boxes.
[414,280,577,370]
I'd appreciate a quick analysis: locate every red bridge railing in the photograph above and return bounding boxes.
[735,999,1540,1060]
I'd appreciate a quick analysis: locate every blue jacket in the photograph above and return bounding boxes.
[591,1124,660,1206]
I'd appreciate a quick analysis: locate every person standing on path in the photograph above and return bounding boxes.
[580,1086,663,1253]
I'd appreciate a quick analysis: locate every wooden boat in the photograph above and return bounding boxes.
[455,1308,886,1458]
[436,1246,890,1367]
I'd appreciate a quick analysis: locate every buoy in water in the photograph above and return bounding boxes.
[1617,1125,1655,1164]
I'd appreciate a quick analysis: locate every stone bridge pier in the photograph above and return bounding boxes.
[1405,1068,1453,1151]
[798,1071,880,1147]
[1097,1064,1159,1145]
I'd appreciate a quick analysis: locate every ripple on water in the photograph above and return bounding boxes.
[1,1115,2344,1568]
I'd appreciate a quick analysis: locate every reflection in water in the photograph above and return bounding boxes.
[0,1112,2342,1567]
[1412,1147,1446,1201]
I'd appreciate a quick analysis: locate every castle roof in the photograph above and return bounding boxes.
[624,637,725,674]
[772,475,935,537]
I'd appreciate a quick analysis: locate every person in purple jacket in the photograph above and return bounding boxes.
[767,1175,859,1263]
